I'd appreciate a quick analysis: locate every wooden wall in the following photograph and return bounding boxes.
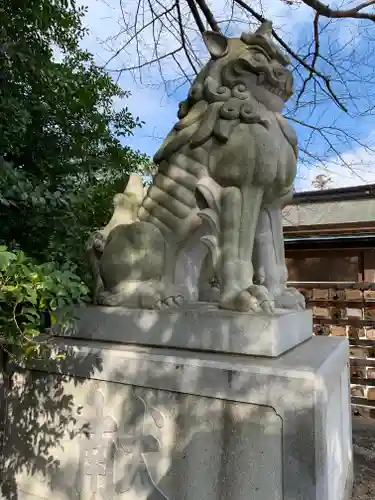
[286,247,375,418]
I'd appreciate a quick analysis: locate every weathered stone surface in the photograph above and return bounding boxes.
[92,21,305,314]
[85,174,146,303]
[1,336,352,500]
[58,303,313,357]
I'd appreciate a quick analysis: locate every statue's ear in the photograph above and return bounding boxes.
[203,31,228,59]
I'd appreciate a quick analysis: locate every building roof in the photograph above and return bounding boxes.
[283,199,375,227]
[282,183,375,234]
[292,183,375,204]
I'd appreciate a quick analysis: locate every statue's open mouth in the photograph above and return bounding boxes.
[259,77,288,98]
[233,56,293,101]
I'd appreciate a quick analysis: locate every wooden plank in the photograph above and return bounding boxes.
[350,357,375,367]
[363,250,375,283]
[329,289,346,301]
[288,281,375,290]
[351,385,365,397]
[364,307,375,321]
[311,288,330,300]
[351,396,375,408]
[352,405,375,419]
[345,307,363,320]
[350,346,371,358]
[330,325,347,336]
[348,325,365,338]
[351,377,375,387]
[365,327,375,339]
[313,317,375,327]
[349,338,375,347]
[345,289,363,301]
[366,387,375,400]
[312,306,331,319]
[308,300,367,306]
[364,289,375,302]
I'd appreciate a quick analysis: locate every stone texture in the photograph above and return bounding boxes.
[85,174,146,303]
[93,22,305,314]
[57,303,313,357]
[1,335,352,500]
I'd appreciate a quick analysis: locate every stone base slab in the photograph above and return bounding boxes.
[1,335,352,500]
[57,303,313,357]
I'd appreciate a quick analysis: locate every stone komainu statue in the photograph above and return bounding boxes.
[96,21,306,313]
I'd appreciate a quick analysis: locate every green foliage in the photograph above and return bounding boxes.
[0,1,151,359]
[0,0,150,272]
[0,0,145,181]
[0,246,89,360]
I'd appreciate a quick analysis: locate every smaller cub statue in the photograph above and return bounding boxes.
[96,21,306,313]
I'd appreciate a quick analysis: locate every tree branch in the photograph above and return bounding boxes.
[186,0,206,33]
[176,0,199,74]
[108,48,183,73]
[233,0,348,111]
[102,3,177,70]
[296,12,320,105]
[195,0,222,32]
[301,0,375,21]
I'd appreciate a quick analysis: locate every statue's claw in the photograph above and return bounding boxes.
[274,287,306,310]
[243,285,275,314]
[155,295,184,310]
[220,285,275,313]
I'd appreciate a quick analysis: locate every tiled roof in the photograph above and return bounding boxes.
[282,199,375,227]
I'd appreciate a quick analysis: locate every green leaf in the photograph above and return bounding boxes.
[0,0,147,362]
[26,287,38,305]
[0,251,17,270]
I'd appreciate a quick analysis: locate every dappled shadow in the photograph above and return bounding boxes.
[0,299,355,499]
[0,303,353,500]
[0,345,103,500]
[63,301,313,359]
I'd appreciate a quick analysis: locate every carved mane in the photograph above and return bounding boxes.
[154,23,296,165]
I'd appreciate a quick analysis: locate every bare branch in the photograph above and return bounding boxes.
[95,0,375,187]
[233,0,348,111]
[195,0,222,32]
[301,0,375,21]
[176,0,199,74]
[186,0,206,33]
[108,48,183,73]
[295,13,320,105]
[102,3,178,70]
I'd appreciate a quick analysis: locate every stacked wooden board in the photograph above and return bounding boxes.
[290,281,375,418]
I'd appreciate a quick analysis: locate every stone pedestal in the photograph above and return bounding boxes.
[0,306,353,500]
[59,303,313,357]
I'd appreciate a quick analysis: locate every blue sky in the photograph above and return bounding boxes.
[77,0,375,191]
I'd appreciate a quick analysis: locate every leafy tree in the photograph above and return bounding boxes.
[0,0,149,268]
[0,1,151,356]
[0,245,89,360]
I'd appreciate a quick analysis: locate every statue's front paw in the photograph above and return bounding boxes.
[97,281,184,310]
[97,290,123,306]
[220,285,275,314]
[274,287,306,310]
[154,294,184,310]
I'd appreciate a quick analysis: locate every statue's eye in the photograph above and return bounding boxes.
[249,50,268,63]
[274,67,286,79]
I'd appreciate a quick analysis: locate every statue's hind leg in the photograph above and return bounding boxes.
[98,221,183,309]
[219,185,273,312]
[253,203,305,310]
